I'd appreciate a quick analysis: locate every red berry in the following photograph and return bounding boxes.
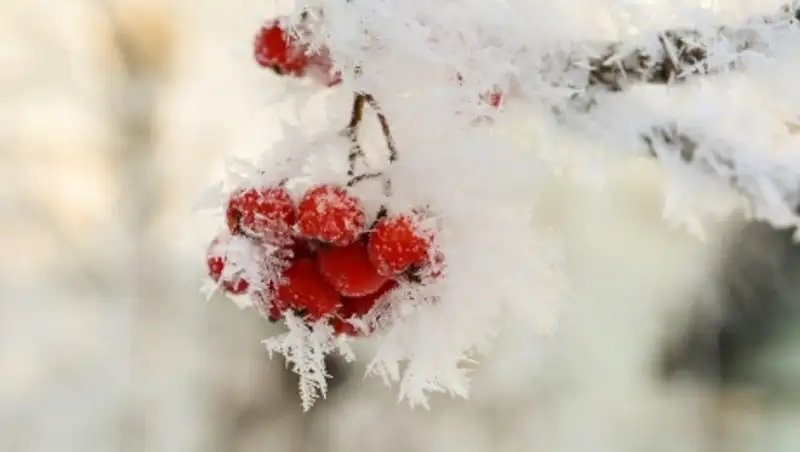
[297,185,366,247]
[367,214,431,276]
[227,186,296,243]
[253,19,310,76]
[206,237,250,295]
[272,258,340,320]
[332,280,398,336]
[317,240,389,297]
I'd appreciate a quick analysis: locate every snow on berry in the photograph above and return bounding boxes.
[317,240,390,297]
[306,50,342,87]
[206,234,251,295]
[275,238,316,262]
[332,280,399,336]
[272,258,341,321]
[367,213,432,277]
[253,15,342,88]
[296,185,367,247]
[226,186,296,244]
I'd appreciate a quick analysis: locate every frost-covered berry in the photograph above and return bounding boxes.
[272,258,340,320]
[253,18,341,88]
[297,185,366,247]
[206,237,250,295]
[253,19,309,76]
[317,240,389,297]
[227,186,296,243]
[331,280,398,336]
[367,214,431,276]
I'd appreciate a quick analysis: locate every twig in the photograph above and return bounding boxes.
[522,4,800,211]
[344,92,366,177]
[342,93,398,199]
[637,123,800,215]
[363,94,398,163]
[346,172,384,187]
[527,3,800,114]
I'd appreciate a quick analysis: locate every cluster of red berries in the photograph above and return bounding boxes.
[207,183,439,337]
[253,16,342,88]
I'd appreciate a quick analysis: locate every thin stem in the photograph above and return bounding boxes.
[346,171,384,187]
[363,94,398,163]
[344,93,366,177]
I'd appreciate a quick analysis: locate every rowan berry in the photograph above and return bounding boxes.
[206,237,250,295]
[272,258,340,320]
[367,213,431,276]
[296,185,366,247]
[227,186,296,244]
[331,280,398,336]
[253,19,309,76]
[317,240,389,297]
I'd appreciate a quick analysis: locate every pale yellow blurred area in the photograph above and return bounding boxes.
[0,1,304,451]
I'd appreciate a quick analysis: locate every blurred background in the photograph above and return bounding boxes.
[0,1,798,451]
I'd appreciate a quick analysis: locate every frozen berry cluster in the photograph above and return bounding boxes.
[206,183,439,337]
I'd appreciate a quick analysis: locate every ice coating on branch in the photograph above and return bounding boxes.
[206,0,800,409]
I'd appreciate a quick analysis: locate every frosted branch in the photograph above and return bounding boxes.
[516,3,800,220]
[526,3,800,112]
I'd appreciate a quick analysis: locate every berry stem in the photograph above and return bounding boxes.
[363,94,398,163]
[345,92,367,177]
[346,171,384,187]
[342,93,397,200]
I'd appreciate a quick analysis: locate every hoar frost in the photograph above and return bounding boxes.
[201,0,800,410]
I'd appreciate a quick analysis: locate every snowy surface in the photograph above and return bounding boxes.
[2,0,800,451]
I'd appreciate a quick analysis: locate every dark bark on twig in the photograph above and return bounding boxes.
[363,94,398,163]
[342,92,397,199]
[345,93,366,177]
[576,4,800,97]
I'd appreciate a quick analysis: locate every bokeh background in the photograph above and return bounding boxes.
[1,1,799,451]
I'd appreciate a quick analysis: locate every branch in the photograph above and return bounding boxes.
[520,4,800,216]
[524,4,800,113]
[344,92,366,177]
[640,123,800,223]
[363,94,398,163]
[341,93,397,198]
